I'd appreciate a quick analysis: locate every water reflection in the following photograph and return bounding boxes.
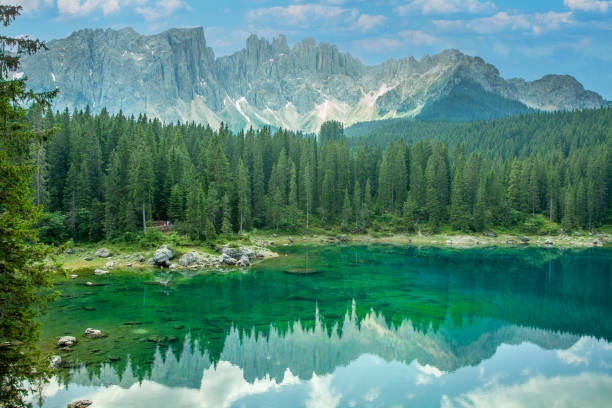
[35,246,612,407]
[39,303,612,408]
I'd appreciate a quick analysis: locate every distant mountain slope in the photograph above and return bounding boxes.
[19,27,607,132]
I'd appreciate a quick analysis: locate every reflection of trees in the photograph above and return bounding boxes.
[52,246,612,390]
[63,304,579,389]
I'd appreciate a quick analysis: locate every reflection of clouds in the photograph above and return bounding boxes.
[305,374,342,408]
[557,337,591,366]
[442,373,612,408]
[72,362,302,408]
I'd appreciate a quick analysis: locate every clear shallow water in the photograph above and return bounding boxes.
[34,245,612,407]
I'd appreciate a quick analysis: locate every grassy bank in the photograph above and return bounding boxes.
[55,227,610,273]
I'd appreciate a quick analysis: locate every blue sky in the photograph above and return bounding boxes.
[7,0,612,99]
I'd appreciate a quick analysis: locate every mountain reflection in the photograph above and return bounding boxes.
[63,302,580,389]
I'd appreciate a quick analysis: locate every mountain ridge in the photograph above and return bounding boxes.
[20,26,607,132]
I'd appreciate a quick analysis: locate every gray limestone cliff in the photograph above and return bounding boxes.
[20,27,607,132]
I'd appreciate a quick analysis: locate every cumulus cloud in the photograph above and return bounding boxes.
[355,30,438,52]
[434,11,574,35]
[394,0,495,16]
[135,0,191,21]
[399,29,438,45]
[441,373,612,408]
[7,0,53,13]
[57,0,147,16]
[352,14,387,32]
[564,0,611,13]
[247,3,358,26]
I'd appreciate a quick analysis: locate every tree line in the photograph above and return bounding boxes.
[29,107,611,243]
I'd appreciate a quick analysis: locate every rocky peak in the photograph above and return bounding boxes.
[20,26,607,132]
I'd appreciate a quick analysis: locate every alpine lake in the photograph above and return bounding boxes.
[33,244,612,408]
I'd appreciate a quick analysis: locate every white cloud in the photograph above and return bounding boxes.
[356,37,403,53]
[395,0,495,16]
[355,30,439,53]
[56,0,147,16]
[399,29,438,45]
[433,11,574,35]
[442,373,612,408]
[135,0,191,21]
[247,3,358,26]
[352,14,387,32]
[564,0,611,12]
[305,373,342,408]
[7,0,53,13]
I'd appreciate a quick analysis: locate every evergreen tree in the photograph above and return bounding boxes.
[237,159,250,233]
[287,161,298,230]
[0,8,61,405]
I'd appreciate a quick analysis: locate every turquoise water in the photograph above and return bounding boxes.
[35,245,612,407]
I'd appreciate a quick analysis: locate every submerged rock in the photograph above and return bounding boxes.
[105,261,116,268]
[84,257,93,261]
[65,248,75,254]
[57,336,77,347]
[95,248,111,258]
[94,269,109,276]
[520,236,530,243]
[67,400,93,408]
[50,355,62,369]
[484,231,497,237]
[83,328,105,338]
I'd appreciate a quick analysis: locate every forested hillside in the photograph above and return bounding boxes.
[29,107,611,243]
[346,108,612,159]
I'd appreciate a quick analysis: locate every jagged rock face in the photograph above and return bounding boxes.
[20,27,607,132]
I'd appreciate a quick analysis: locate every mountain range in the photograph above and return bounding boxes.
[20,26,608,132]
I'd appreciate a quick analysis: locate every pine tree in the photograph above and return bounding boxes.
[303,160,313,231]
[353,181,362,231]
[221,193,232,236]
[0,7,61,405]
[287,161,298,230]
[237,159,250,233]
[341,188,352,231]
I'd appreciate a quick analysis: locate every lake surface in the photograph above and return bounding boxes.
[34,245,612,408]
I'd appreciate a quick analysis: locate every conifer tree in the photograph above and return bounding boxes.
[237,159,250,233]
[288,161,298,230]
[0,7,61,405]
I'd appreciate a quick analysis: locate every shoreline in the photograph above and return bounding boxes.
[56,231,610,274]
[254,231,611,248]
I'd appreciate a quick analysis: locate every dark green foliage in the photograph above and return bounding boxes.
[417,80,534,121]
[0,7,61,407]
[31,106,612,240]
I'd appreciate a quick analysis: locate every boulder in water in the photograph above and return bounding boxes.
[237,255,251,267]
[220,253,237,265]
[105,261,116,268]
[94,269,109,276]
[520,236,530,243]
[83,328,105,338]
[50,355,62,369]
[219,245,255,260]
[67,400,93,408]
[57,336,77,347]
